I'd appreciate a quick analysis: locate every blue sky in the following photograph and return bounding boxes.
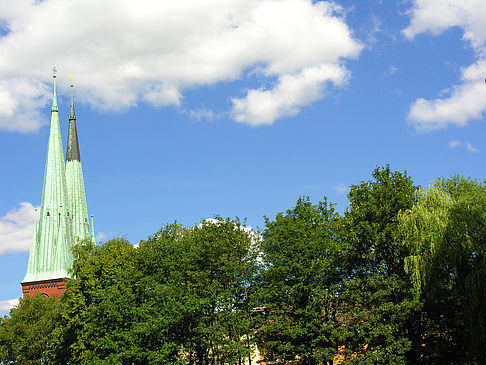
[1,0,485,314]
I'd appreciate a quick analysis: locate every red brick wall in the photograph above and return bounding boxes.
[21,278,66,298]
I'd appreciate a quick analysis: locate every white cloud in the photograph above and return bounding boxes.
[447,139,479,153]
[381,65,398,79]
[448,139,461,148]
[0,202,38,255]
[0,78,50,133]
[404,0,486,131]
[333,182,348,195]
[0,298,19,313]
[232,64,349,125]
[403,0,486,48]
[407,64,486,131]
[143,83,182,107]
[0,0,362,131]
[95,232,106,243]
[466,142,479,153]
[184,107,216,122]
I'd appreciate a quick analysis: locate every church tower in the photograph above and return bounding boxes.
[22,70,92,298]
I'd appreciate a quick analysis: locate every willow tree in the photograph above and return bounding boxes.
[399,175,486,364]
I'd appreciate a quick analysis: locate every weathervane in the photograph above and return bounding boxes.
[52,66,57,78]
[69,74,74,88]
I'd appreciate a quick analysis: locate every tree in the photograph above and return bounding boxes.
[56,218,260,364]
[399,175,486,364]
[344,165,419,277]
[257,197,342,364]
[0,294,61,365]
[172,218,260,364]
[337,165,421,364]
[54,238,145,364]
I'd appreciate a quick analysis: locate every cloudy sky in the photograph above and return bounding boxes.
[1,0,485,314]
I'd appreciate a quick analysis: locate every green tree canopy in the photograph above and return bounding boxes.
[257,196,342,364]
[3,168,484,365]
[337,165,421,364]
[399,175,486,363]
[0,294,61,365]
[56,218,260,364]
[344,165,419,277]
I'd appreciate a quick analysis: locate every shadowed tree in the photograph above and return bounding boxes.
[399,175,486,364]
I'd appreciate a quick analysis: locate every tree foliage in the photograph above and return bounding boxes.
[257,197,342,364]
[399,175,486,363]
[0,294,61,364]
[334,166,420,364]
[344,165,419,277]
[2,168,484,364]
[55,218,260,364]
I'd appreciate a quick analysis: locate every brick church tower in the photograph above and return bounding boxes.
[21,70,94,298]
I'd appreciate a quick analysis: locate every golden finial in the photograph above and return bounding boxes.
[69,74,74,88]
[52,66,57,78]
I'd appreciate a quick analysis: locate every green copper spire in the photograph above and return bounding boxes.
[90,215,95,243]
[52,66,58,112]
[65,78,90,242]
[23,69,74,283]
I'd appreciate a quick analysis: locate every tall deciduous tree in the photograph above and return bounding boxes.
[337,166,421,364]
[0,294,61,365]
[344,165,419,277]
[257,197,342,364]
[55,238,144,364]
[56,218,260,364]
[137,218,260,364]
[178,218,260,364]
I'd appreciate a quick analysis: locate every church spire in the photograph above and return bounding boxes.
[65,75,90,242]
[66,75,80,162]
[23,68,74,284]
[51,66,58,112]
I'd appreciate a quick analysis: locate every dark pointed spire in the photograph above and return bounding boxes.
[65,74,90,242]
[69,91,76,121]
[66,79,81,162]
